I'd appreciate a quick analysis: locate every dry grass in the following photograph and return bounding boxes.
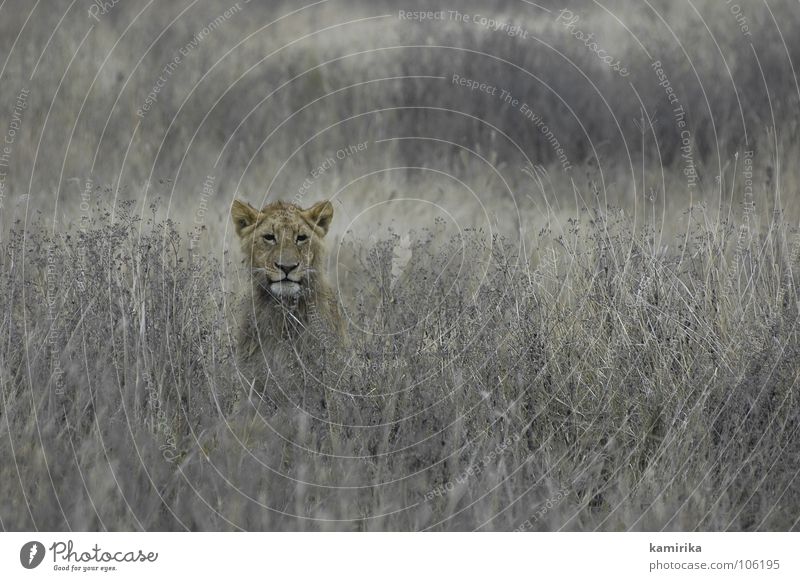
[1,196,798,531]
[1,0,799,531]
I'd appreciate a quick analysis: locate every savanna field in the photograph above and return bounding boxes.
[1,0,799,531]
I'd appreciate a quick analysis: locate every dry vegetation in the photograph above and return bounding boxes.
[0,0,799,530]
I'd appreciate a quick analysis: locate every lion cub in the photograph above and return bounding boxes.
[231,199,345,383]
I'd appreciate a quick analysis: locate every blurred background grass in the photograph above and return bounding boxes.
[1,0,798,243]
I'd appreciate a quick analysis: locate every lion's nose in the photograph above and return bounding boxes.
[275,262,298,275]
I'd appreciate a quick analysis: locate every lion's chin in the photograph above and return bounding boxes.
[269,280,302,299]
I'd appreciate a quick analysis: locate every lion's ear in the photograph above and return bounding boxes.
[303,200,334,236]
[231,199,259,237]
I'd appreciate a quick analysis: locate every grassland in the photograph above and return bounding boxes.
[0,0,799,530]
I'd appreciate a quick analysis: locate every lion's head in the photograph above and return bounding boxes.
[231,199,334,302]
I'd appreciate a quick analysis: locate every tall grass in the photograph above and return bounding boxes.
[1,196,797,531]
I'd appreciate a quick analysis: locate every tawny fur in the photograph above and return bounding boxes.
[231,199,345,378]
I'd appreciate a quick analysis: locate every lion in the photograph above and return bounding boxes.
[231,199,346,383]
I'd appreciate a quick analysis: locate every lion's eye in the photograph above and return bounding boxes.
[296,234,308,243]
[263,233,276,242]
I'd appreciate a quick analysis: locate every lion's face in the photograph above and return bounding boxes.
[232,199,334,301]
